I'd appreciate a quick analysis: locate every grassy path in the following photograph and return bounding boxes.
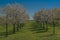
[0,21,60,40]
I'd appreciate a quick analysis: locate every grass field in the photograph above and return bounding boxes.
[0,21,60,40]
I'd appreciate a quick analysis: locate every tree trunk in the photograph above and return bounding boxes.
[42,22,45,30]
[53,21,55,35]
[17,23,19,31]
[45,21,48,31]
[5,23,8,37]
[19,24,22,30]
[39,22,42,30]
[13,24,16,33]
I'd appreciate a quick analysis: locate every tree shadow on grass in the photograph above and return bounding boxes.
[28,22,47,33]
[29,26,56,39]
[29,27,46,33]
[39,34,55,37]
[0,31,15,37]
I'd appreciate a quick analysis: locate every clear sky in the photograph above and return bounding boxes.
[0,0,60,19]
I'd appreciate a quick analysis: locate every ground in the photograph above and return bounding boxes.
[0,21,60,40]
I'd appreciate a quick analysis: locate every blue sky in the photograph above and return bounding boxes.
[0,0,60,19]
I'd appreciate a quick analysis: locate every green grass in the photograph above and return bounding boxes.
[0,21,60,40]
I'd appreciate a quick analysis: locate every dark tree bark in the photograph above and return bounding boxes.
[53,21,55,35]
[45,21,48,31]
[5,23,8,37]
[42,22,45,30]
[37,21,42,30]
[19,24,21,29]
[13,24,16,33]
[17,23,19,31]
